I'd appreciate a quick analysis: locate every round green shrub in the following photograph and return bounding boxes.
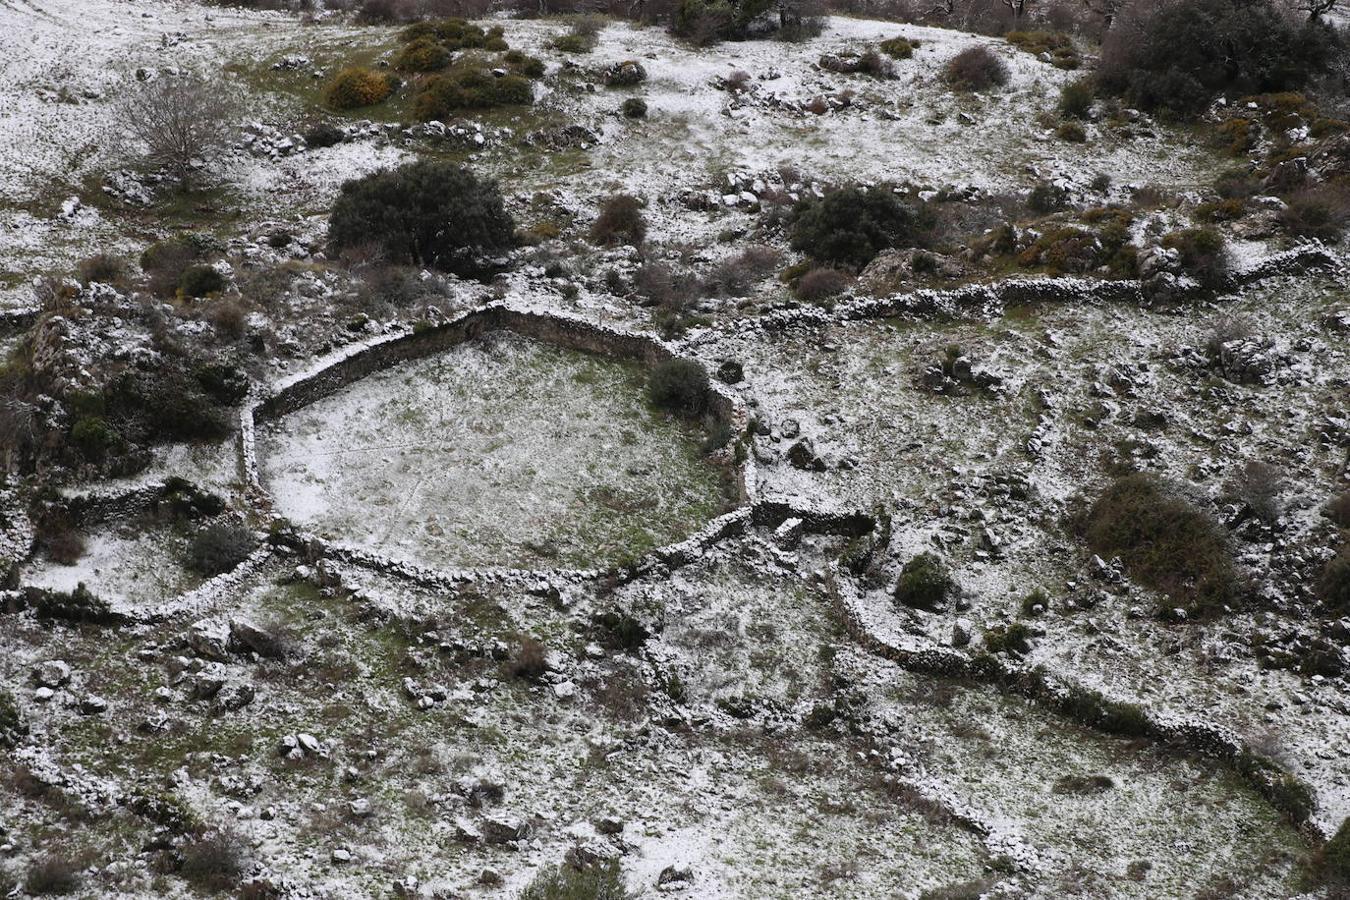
[790,185,926,270]
[647,358,709,416]
[394,36,452,72]
[328,161,516,275]
[944,46,1009,91]
[1325,818,1350,883]
[178,264,225,299]
[893,552,957,611]
[622,97,647,118]
[186,523,256,576]
[589,194,646,247]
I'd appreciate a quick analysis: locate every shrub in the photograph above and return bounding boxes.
[1059,77,1093,119]
[1082,473,1239,616]
[1061,684,1150,737]
[508,637,548,681]
[1161,227,1228,287]
[672,0,774,45]
[304,121,345,148]
[1221,460,1284,526]
[324,67,395,111]
[984,622,1033,655]
[24,853,83,896]
[503,50,546,79]
[414,67,531,119]
[894,552,957,611]
[0,687,24,749]
[70,416,120,461]
[1326,491,1350,528]
[879,36,917,59]
[329,161,515,275]
[76,253,127,287]
[647,358,708,416]
[1324,818,1350,884]
[108,370,231,442]
[602,60,647,87]
[178,264,225,299]
[1098,0,1340,118]
[179,832,246,892]
[589,194,646,246]
[186,523,255,576]
[393,36,452,72]
[706,244,780,295]
[1027,181,1068,214]
[140,236,202,297]
[1005,30,1078,69]
[520,859,628,900]
[794,266,851,302]
[1321,548,1350,614]
[621,97,647,118]
[1277,187,1350,241]
[1215,168,1260,199]
[1056,120,1086,142]
[790,185,926,269]
[944,46,1009,91]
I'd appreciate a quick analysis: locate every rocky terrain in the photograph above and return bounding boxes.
[1,0,1349,897]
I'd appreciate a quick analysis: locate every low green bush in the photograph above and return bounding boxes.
[893,552,957,611]
[1324,818,1350,884]
[1082,473,1240,617]
[178,264,225,299]
[879,36,918,59]
[944,46,1009,91]
[1059,77,1093,119]
[621,97,647,118]
[393,36,452,72]
[186,523,255,576]
[413,66,531,120]
[1161,226,1228,288]
[790,185,927,269]
[520,859,628,900]
[648,358,708,416]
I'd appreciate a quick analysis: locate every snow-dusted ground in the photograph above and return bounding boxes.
[258,331,730,570]
[3,2,1349,898]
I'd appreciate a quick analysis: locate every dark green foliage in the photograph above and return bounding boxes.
[879,36,917,59]
[1027,181,1068,214]
[162,478,227,519]
[1264,772,1316,824]
[1277,187,1350,241]
[621,97,647,118]
[186,523,255,576]
[1059,77,1093,119]
[414,67,532,119]
[178,264,225,299]
[304,121,345,148]
[593,611,650,652]
[1324,818,1350,884]
[394,36,452,72]
[672,0,775,44]
[503,50,546,78]
[520,859,628,900]
[107,370,231,442]
[589,194,646,247]
[328,162,515,275]
[69,416,120,461]
[1320,548,1350,614]
[1082,473,1239,617]
[790,186,926,270]
[194,363,249,405]
[26,583,122,625]
[1098,0,1340,117]
[1061,683,1151,737]
[0,687,25,749]
[400,18,506,52]
[140,236,202,297]
[944,46,1009,91]
[647,358,709,416]
[893,552,956,611]
[1161,226,1228,288]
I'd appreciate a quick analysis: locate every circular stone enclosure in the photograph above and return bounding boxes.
[252,310,746,573]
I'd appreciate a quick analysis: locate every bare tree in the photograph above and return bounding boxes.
[1298,0,1338,19]
[119,74,236,191]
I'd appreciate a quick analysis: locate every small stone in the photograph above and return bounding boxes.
[33,660,71,688]
[78,695,107,715]
[331,848,351,863]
